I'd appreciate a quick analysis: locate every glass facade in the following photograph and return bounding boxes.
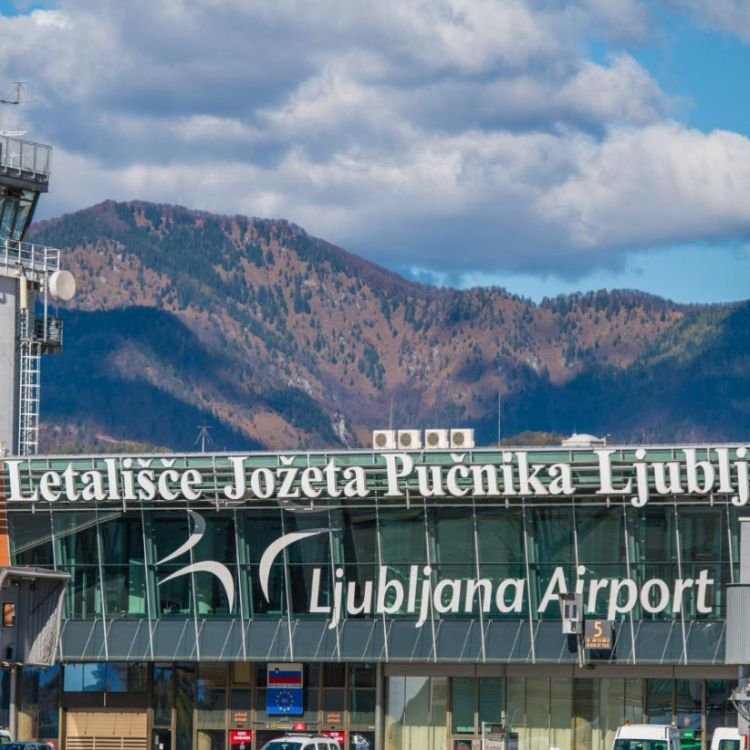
[8,503,738,662]
[1,444,748,749]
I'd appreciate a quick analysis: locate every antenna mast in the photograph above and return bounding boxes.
[0,82,28,105]
[196,426,213,453]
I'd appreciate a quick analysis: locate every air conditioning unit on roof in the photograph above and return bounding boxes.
[450,428,475,449]
[424,429,449,450]
[397,429,422,450]
[372,429,397,450]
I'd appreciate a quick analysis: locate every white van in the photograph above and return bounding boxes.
[261,735,341,750]
[612,724,681,750]
[710,727,742,750]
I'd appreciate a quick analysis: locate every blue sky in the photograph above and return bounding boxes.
[0,0,749,304]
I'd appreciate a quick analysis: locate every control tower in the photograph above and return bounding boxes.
[0,134,75,456]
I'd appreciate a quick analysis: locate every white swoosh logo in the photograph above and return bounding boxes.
[155,510,235,613]
[155,510,206,565]
[158,561,235,613]
[259,528,331,602]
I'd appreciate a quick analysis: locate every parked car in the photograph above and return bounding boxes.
[5,742,55,750]
[261,735,340,750]
[710,728,742,750]
[612,724,682,750]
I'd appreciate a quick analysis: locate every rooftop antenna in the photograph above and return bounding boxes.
[0,81,32,136]
[196,425,213,453]
[0,81,32,105]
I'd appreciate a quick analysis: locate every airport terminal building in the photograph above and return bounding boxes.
[0,438,746,750]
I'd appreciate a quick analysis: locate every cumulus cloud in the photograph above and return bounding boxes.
[2,0,749,282]
[666,0,750,42]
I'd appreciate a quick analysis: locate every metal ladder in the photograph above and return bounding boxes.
[17,309,42,456]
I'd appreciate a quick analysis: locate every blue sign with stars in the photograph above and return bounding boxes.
[266,663,303,716]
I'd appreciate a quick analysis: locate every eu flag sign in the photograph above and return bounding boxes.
[267,663,304,716]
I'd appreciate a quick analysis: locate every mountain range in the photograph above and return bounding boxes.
[26,199,750,453]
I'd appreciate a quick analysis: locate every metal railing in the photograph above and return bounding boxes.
[0,238,60,277]
[0,135,51,176]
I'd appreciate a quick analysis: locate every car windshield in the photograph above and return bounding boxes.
[264,742,304,750]
[614,740,670,750]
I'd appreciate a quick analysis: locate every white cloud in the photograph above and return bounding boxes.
[3,0,750,284]
[666,0,750,42]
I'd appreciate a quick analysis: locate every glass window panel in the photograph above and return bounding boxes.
[350,664,376,689]
[231,689,251,711]
[625,679,644,725]
[476,510,523,564]
[387,676,449,750]
[154,666,173,727]
[307,664,320,688]
[707,680,738,735]
[528,509,575,565]
[63,664,84,692]
[351,690,376,726]
[284,512,335,564]
[635,508,676,563]
[105,664,128,692]
[103,565,146,617]
[324,663,346,687]
[197,666,227,729]
[550,677,573,750]
[342,512,378,564]
[433,510,476,565]
[506,677,524,733]
[676,680,702,732]
[600,678,625,750]
[573,679,601,750]
[82,664,105,692]
[526,677,550,749]
[248,563,286,615]
[322,689,345,712]
[479,678,503,727]
[9,513,54,566]
[451,677,475,734]
[244,512,283,564]
[379,511,426,564]
[37,666,60,742]
[128,664,147,692]
[157,565,194,616]
[176,666,195,750]
[576,508,626,569]
[647,679,673,724]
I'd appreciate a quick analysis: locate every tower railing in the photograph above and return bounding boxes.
[0,238,60,278]
[0,135,51,177]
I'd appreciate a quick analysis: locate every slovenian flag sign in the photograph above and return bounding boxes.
[267,662,304,716]
[268,664,303,686]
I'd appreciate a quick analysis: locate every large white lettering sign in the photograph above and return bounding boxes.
[3,446,749,506]
[152,517,719,625]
